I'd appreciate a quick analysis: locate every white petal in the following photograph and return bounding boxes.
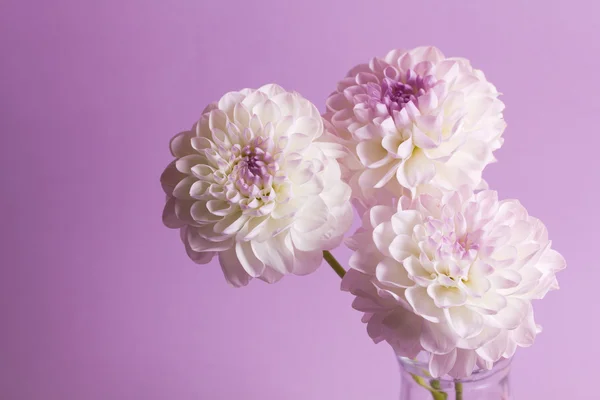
[233,102,250,127]
[169,131,195,158]
[373,222,395,257]
[190,201,221,224]
[463,261,492,296]
[428,283,467,308]
[173,199,196,225]
[161,161,187,195]
[352,297,383,313]
[376,258,413,287]
[389,234,418,262]
[417,194,442,218]
[316,142,349,159]
[186,228,233,252]
[488,298,528,330]
[189,180,210,200]
[235,215,269,240]
[348,245,382,275]
[353,123,382,140]
[190,164,215,181]
[370,205,396,228]
[320,181,352,208]
[257,267,284,284]
[162,197,184,228]
[420,320,458,354]
[461,325,502,350]
[208,109,229,132]
[468,291,507,314]
[429,349,457,378]
[235,241,265,278]
[397,148,436,189]
[510,304,538,347]
[445,306,484,338]
[356,139,391,168]
[448,349,477,379]
[206,199,235,216]
[286,132,313,153]
[326,92,350,112]
[391,210,421,235]
[341,268,373,294]
[476,331,508,363]
[397,136,414,159]
[251,237,295,274]
[183,238,215,265]
[489,269,522,289]
[291,116,322,139]
[509,220,533,243]
[292,249,323,275]
[491,245,518,267]
[405,286,443,322]
[289,162,314,185]
[537,248,566,272]
[382,134,403,155]
[293,197,329,232]
[416,90,439,114]
[503,337,518,358]
[412,124,438,149]
[381,308,423,359]
[403,256,435,285]
[271,199,300,220]
[266,217,294,240]
[177,155,208,175]
[241,90,268,111]
[359,162,401,189]
[298,173,324,195]
[213,212,249,235]
[218,246,252,287]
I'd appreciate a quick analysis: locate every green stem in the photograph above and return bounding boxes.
[322,252,448,399]
[455,381,463,400]
[323,250,346,278]
[411,375,447,400]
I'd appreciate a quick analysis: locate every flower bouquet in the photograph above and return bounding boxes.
[160,46,565,399]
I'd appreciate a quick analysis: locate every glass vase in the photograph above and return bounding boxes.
[398,355,512,400]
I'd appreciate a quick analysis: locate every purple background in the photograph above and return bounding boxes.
[1,1,598,399]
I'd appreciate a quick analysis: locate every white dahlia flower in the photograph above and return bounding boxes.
[341,186,565,378]
[324,46,506,205]
[161,84,353,287]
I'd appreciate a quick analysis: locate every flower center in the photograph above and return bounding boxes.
[239,147,273,183]
[230,136,279,197]
[457,233,479,253]
[379,70,437,114]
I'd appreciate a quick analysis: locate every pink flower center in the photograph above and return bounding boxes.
[230,136,279,196]
[371,69,437,115]
[457,233,480,253]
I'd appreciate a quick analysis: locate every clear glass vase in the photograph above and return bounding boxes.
[398,355,512,400]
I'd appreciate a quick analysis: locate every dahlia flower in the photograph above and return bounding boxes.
[341,186,565,378]
[323,46,506,205]
[161,84,353,287]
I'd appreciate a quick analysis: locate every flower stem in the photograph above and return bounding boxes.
[455,381,463,400]
[321,251,448,399]
[411,375,447,400]
[323,250,346,278]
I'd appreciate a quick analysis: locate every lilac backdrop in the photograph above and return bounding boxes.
[1,1,598,399]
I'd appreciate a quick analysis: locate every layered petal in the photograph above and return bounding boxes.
[161,85,352,286]
[342,186,564,378]
[323,46,506,205]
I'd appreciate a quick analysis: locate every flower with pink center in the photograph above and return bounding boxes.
[341,186,565,378]
[323,46,506,206]
[161,84,353,286]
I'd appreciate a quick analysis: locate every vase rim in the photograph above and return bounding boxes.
[397,355,512,383]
